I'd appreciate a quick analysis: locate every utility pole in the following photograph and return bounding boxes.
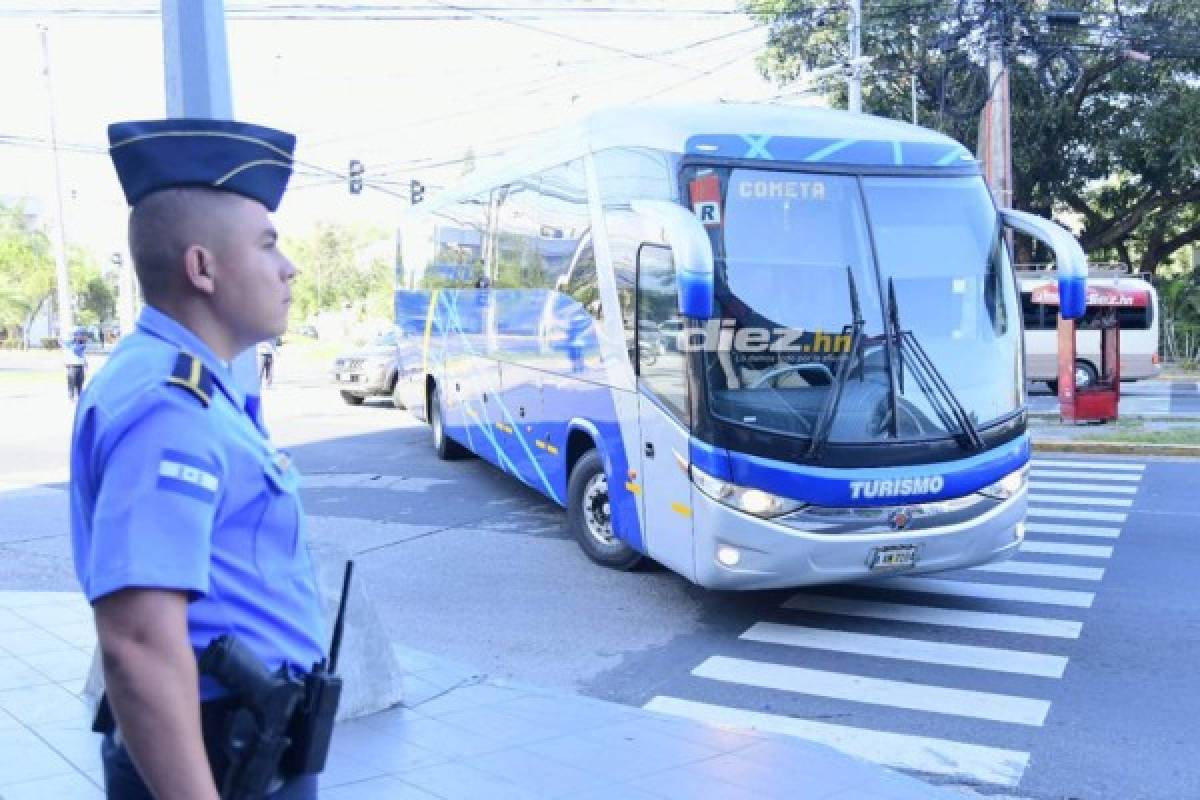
[39,25,73,342]
[113,251,136,338]
[848,0,863,112]
[979,2,1013,208]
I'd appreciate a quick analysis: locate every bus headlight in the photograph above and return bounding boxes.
[690,465,805,518]
[978,466,1028,500]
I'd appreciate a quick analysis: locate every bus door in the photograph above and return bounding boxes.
[634,244,696,580]
[446,288,503,462]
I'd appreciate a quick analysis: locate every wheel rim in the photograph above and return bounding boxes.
[581,473,616,547]
[1075,364,1093,388]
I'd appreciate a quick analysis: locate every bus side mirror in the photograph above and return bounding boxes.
[999,208,1088,319]
[630,199,715,319]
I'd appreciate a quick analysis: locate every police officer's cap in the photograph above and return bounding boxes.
[108,118,296,212]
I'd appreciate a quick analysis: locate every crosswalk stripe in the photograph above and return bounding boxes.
[692,656,1050,726]
[1027,507,1126,523]
[877,576,1095,608]
[741,622,1068,678]
[1030,469,1142,482]
[1024,522,1121,539]
[782,593,1082,638]
[1029,481,1138,494]
[1031,459,1144,472]
[971,560,1105,581]
[1020,541,1113,558]
[1028,493,1133,507]
[644,696,1030,787]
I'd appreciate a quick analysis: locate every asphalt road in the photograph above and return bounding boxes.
[2,377,1197,799]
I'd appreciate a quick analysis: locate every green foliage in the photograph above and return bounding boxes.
[0,202,55,331]
[283,222,394,324]
[747,0,1200,275]
[69,246,115,328]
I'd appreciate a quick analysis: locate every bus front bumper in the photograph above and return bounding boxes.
[690,489,1026,590]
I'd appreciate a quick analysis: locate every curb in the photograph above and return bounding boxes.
[1027,411,1200,422]
[1032,439,1200,457]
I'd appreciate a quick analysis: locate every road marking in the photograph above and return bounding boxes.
[692,656,1050,726]
[1020,541,1113,558]
[1030,469,1142,483]
[1024,522,1121,538]
[1031,459,1144,472]
[1029,481,1138,494]
[782,593,1082,638]
[876,576,1095,608]
[1026,507,1127,523]
[644,696,1030,787]
[741,622,1068,678]
[1028,493,1132,508]
[971,561,1105,581]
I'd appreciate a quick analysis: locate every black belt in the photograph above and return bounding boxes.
[95,694,262,789]
[93,693,235,738]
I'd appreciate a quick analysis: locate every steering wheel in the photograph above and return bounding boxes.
[747,362,834,390]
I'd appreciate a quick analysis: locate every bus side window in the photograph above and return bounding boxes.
[564,245,601,320]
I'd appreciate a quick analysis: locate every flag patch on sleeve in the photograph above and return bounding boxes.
[157,449,220,502]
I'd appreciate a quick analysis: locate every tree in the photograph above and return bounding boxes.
[0,202,55,340]
[283,222,394,326]
[69,246,115,329]
[747,0,1200,275]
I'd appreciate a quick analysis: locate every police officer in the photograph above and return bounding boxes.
[69,119,326,799]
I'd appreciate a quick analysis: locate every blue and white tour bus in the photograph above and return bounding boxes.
[394,104,1087,589]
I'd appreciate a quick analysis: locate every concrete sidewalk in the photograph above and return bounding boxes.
[0,590,968,800]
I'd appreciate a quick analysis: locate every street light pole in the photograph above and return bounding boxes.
[848,0,863,112]
[161,1,259,390]
[39,25,73,342]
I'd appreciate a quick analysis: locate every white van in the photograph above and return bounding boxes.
[1018,267,1161,390]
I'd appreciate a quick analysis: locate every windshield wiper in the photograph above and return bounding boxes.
[806,267,866,459]
[886,277,985,452]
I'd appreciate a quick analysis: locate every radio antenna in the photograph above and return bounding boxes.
[328,560,354,674]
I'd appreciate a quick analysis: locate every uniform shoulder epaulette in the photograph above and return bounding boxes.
[166,352,214,407]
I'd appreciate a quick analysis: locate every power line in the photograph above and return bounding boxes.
[420,0,716,76]
[0,3,744,20]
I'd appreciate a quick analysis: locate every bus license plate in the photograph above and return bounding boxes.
[869,545,917,570]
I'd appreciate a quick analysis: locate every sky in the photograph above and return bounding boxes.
[0,1,813,261]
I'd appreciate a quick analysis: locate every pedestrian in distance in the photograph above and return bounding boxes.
[70,118,339,800]
[257,336,277,387]
[65,326,89,402]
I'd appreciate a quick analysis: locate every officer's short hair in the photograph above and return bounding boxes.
[128,188,235,302]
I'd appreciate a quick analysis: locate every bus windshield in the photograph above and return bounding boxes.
[689,167,1022,445]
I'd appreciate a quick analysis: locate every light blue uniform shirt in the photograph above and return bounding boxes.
[70,307,326,697]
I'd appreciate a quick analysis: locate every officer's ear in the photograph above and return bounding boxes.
[182,244,217,295]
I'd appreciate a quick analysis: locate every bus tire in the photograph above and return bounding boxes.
[1075,360,1098,390]
[567,449,642,571]
[430,385,469,460]
[341,391,365,406]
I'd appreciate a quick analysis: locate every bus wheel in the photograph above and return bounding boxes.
[430,385,469,460]
[567,450,642,570]
[1075,360,1098,390]
[341,391,365,406]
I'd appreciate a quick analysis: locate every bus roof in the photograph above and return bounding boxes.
[407,103,977,213]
